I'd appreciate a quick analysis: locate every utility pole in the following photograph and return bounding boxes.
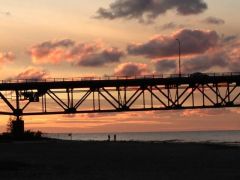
[176,39,181,77]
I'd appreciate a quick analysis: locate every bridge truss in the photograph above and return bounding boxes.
[0,73,240,118]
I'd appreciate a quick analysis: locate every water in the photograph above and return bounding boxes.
[44,131,240,143]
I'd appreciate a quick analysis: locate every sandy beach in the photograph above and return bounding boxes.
[0,140,240,180]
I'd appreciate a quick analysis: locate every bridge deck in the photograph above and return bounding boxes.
[0,73,240,116]
[1,73,240,90]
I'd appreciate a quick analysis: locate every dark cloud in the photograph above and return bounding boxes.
[114,62,149,76]
[96,0,208,23]
[78,48,124,67]
[29,39,124,67]
[203,16,225,25]
[182,52,228,73]
[155,60,176,73]
[222,35,238,43]
[152,52,228,74]
[128,29,219,58]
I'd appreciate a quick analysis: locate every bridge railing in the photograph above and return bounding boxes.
[1,72,240,84]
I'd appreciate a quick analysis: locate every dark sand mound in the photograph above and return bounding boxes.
[0,141,240,180]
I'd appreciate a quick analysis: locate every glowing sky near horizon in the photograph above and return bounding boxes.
[0,0,240,133]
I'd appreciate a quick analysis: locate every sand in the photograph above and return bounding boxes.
[0,140,240,180]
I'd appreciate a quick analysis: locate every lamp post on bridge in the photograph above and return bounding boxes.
[176,39,181,77]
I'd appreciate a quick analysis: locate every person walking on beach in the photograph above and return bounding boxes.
[68,133,72,141]
[108,134,111,142]
[114,134,117,142]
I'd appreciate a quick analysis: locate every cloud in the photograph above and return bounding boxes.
[228,44,240,71]
[29,39,75,64]
[77,48,124,67]
[182,52,228,73]
[155,59,176,73]
[128,29,219,58]
[114,62,149,76]
[153,52,228,74]
[0,11,11,16]
[29,39,124,67]
[221,35,238,44]
[157,22,186,30]
[96,0,207,23]
[202,16,225,25]
[152,39,240,74]
[16,67,50,80]
[181,109,231,117]
[0,52,15,65]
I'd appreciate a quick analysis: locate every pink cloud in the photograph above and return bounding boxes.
[29,39,124,66]
[16,67,50,80]
[114,62,149,76]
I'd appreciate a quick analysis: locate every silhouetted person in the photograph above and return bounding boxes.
[68,133,72,140]
[108,134,111,142]
[114,134,117,142]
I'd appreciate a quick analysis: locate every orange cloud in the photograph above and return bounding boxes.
[0,52,15,65]
[16,67,50,80]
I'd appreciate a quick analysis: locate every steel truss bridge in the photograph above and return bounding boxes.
[1,73,240,118]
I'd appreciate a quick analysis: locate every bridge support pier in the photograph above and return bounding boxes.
[11,90,25,137]
[11,117,24,137]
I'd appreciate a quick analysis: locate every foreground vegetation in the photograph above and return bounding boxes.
[0,130,46,141]
[0,117,48,141]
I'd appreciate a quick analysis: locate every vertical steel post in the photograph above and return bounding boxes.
[176,39,181,77]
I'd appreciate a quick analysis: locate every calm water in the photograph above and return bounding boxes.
[44,131,240,143]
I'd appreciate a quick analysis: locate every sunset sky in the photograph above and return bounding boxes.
[0,0,240,133]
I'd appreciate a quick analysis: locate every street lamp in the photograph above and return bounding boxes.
[176,39,181,77]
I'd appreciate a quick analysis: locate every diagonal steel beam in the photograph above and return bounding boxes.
[172,86,190,106]
[47,91,67,110]
[180,87,197,106]
[74,90,92,109]
[207,84,227,104]
[0,92,15,111]
[98,91,118,110]
[232,91,240,103]
[102,88,122,108]
[127,89,145,108]
[125,88,142,105]
[155,86,176,106]
[48,90,68,108]
[197,87,215,105]
[22,101,31,111]
[220,85,237,104]
[146,88,167,107]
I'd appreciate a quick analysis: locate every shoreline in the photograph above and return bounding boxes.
[43,130,240,143]
[2,136,240,147]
